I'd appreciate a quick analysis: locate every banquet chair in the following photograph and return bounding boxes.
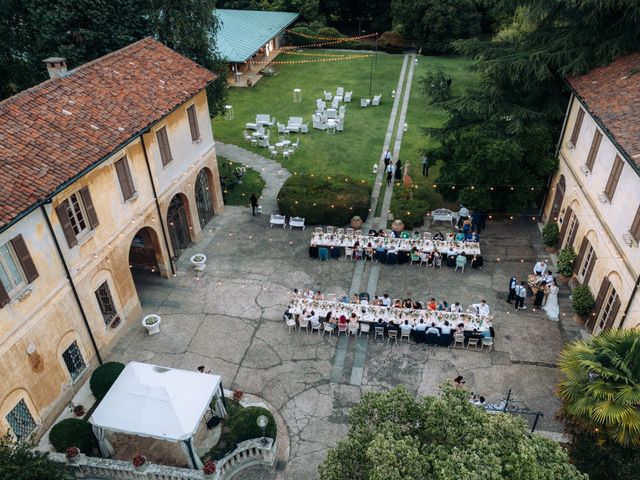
[400,330,411,343]
[452,333,465,349]
[359,323,370,337]
[386,252,398,266]
[374,327,385,341]
[314,227,323,234]
[466,337,480,351]
[319,248,329,261]
[337,322,348,337]
[354,230,363,236]
[348,323,359,338]
[344,248,354,261]
[434,256,442,268]
[422,232,432,240]
[410,251,421,265]
[420,253,429,266]
[322,323,334,339]
[455,255,467,272]
[298,317,310,333]
[355,247,363,261]
[336,228,345,235]
[286,317,297,334]
[364,248,374,262]
[346,228,354,235]
[480,336,494,352]
[425,333,439,346]
[375,249,386,263]
[310,319,322,334]
[326,226,335,234]
[387,330,398,345]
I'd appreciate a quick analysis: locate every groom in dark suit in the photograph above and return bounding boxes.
[507,275,517,303]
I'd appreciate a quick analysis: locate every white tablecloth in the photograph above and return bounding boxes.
[289,298,491,330]
[310,233,481,256]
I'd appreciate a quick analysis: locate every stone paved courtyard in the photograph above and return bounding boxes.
[109,206,574,479]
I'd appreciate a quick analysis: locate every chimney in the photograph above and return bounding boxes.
[43,57,68,79]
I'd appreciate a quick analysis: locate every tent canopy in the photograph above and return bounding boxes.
[90,362,221,442]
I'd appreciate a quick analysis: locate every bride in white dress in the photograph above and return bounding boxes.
[543,280,560,321]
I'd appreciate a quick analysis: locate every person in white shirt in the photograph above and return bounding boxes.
[426,323,440,336]
[533,260,547,276]
[544,271,554,285]
[450,302,463,313]
[414,319,428,331]
[440,321,452,335]
[472,300,490,316]
[381,293,391,306]
[400,321,414,335]
[514,282,527,310]
[309,311,321,328]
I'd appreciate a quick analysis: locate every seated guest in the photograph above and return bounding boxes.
[544,270,554,285]
[426,322,440,336]
[437,299,448,311]
[403,298,413,309]
[381,293,391,306]
[470,395,486,406]
[350,293,360,304]
[393,298,403,308]
[349,312,359,324]
[473,300,490,316]
[386,322,399,334]
[456,323,465,334]
[454,231,465,242]
[412,300,423,310]
[365,243,374,259]
[454,375,465,387]
[456,252,468,269]
[378,229,387,237]
[339,293,350,303]
[313,290,325,300]
[360,296,369,305]
[368,229,377,236]
[427,298,437,310]
[303,288,314,299]
[324,311,335,328]
[450,302,463,313]
[414,319,428,331]
[446,247,457,267]
[309,311,321,329]
[400,320,414,335]
[376,318,386,329]
[292,288,300,297]
[440,321,452,335]
[433,232,445,241]
[471,230,479,242]
[338,315,347,327]
[371,296,382,306]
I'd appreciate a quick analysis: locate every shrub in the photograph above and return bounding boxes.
[226,407,277,445]
[278,175,371,226]
[572,284,595,319]
[316,27,343,39]
[557,247,577,277]
[378,31,404,53]
[49,419,97,454]
[542,223,559,247]
[390,186,430,230]
[90,362,124,400]
[286,27,317,46]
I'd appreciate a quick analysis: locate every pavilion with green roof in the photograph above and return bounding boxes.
[214,9,299,86]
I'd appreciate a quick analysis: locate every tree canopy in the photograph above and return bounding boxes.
[0,432,68,480]
[319,384,586,480]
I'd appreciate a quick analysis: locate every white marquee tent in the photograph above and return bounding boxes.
[89,362,226,468]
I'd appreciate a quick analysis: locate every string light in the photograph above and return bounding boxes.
[285,29,378,42]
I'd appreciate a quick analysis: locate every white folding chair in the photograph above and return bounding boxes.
[346,228,354,236]
[314,227,323,234]
[322,323,334,339]
[298,317,309,333]
[359,323,370,337]
[374,327,385,341]
[481,337,494,352]
[344,247,354,261]
[467,337,480,351]
[387,330,398,345]
[310,320,321,334]
[400,330,411,343]
[452,333,465,349]
[348,323,359,338]
[326,226,335,234]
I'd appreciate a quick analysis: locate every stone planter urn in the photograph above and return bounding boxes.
[350,216,363,229]
[391,219,405,233]
[73,405,85,417]
[66,447,80,464]
[132,455,147,472]
[142,314,161,335]
[190,254,207,267]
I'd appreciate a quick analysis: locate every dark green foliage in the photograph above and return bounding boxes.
[286,26,319,46]
[421,69,452,104]
[226,407,276,444]
[569,429,640,480]
[278,175,371,226]
[49,418,98,454]
[90,361,124,400]
[390,186,430,229]
[556,247,577,277]
[571,284,595,320]
[542,222,559,247]
[378,31,404,53]
[0,432,68,480]
[316,27,342,38]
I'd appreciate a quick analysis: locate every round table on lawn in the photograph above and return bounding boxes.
[282,140,292,148]
[275,142,285,151]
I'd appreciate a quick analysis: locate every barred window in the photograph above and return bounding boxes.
[62,341,86,381]
[95,281,117,325]
[6,400,36,441]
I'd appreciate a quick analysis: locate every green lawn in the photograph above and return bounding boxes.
[217,156,265,207]
[389,56,477,223]
[212,50,404,183]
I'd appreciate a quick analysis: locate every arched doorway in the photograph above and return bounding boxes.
[549,175,566,222]
[129,227,163,274]
[167,194,191,257]
[195,168,215,228]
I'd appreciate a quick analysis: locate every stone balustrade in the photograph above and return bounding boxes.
[49,438,276,480]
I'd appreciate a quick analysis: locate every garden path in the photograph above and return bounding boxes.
[215,142,291,215]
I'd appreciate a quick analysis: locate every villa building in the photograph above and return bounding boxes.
[0,38,223,441]
[543,53,640,333]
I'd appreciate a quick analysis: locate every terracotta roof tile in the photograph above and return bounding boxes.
[568,53,640,169]
[0,37,216,229]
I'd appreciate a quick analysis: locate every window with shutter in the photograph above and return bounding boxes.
[585,130,602,171]
[10,235,38,283]
[156,127,173,166]
[565,215,579,249]
[0,241,26,299]
[115,157,136,201]
[558,206,573,247]
[187,105,200,142]
[598,286,619,332]
[604,155,624,201]
[570,108,585,146]
[56,188,99,247]
[630,206,640,242]
[579,245,596,285]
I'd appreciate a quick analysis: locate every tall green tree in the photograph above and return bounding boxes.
[558,329,640,447]
[427,0,640,212]
[319,384,586,480]
[0,432,68,480]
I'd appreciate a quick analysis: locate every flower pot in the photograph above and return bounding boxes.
[142,315,161,335]
[557,275,571,285]
[190,254,207,267]
[574,314,586,327]
[67,454,80,464]
[544,245,557,253]
[73,405,85,417]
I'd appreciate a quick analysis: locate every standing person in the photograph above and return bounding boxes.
[250,193,258,216]
[533,284,547,309]
[533,260,547,277]
[515,281,527,310]
[383,149,392,168]
[386,163,394,185]
[543,280,560,321]
[421,155,429,177]
[507,275,517,304]
[394,159,402,181]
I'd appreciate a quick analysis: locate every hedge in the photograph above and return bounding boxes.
[89,362,124,400]
[49,418,97,454]
[378,31,404,53]
[226,406,277,445]
[278,175,371,226]
[390,186,431,229]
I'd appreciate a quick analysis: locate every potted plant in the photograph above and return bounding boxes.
[350,215,363,229]
[141,314,161,335]
[132,454,147,471]
[190,254,207,267]
[73,405,85,417]
[556,247,577,283]
[542,223,559,252]
[233,389,244,402]
[66,447,80,464]
[203,460,217,478]
[571,284,595,326]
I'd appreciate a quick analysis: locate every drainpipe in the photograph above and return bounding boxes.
[140,133,176,275]
[41,205,103,364]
